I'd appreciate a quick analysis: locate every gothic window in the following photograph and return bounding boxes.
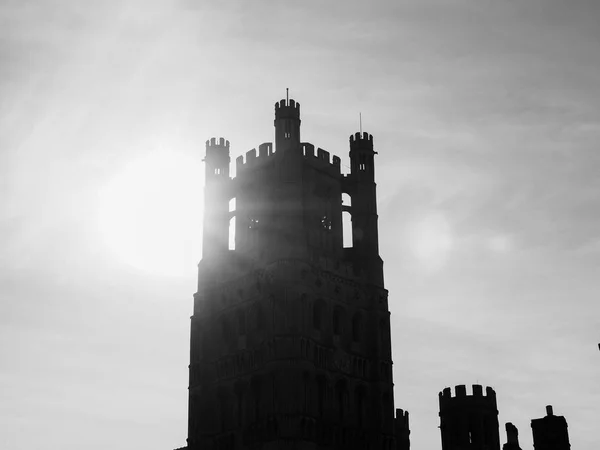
[228,216,236,250]
[359,155,367,171]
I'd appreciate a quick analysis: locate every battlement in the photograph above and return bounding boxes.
[301,142,341,173]
[349,132,373,150]
[395,408,410,428]
[235,142,275,174]
[439,384,497,409]
[275,98,301,119]
[206,137,230,149]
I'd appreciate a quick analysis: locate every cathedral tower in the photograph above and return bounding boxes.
[176,98,408,450]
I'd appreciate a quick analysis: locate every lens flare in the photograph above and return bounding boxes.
[97,151,204,277]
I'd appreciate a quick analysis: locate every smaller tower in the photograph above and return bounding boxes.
[531,405,571,450]
[345,132,383,286]
[395,409,411,450]
[274,98,301,153]
[202,137,231,261]
[349,131,375,182]
[439,384,501,450]
[503,423,522,450]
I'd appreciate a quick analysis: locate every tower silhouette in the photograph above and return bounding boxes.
[530,406,571,450]
[438,384,501,450]
[175,98,409,450]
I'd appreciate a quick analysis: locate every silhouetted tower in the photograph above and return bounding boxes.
[177,98,408,450]
[202,137,231,261]
[530,406,571,450]
[274,98,301,153]
[503,423,522,450]
[439,384,501,450]
[346,132,383,287]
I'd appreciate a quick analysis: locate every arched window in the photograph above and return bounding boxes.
[228,216,236,250]
[228,198,236,250]
[342,193,352,248]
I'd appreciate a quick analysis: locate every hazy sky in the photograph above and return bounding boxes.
[2,1,599,449]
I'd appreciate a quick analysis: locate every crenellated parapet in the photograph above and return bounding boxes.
[206,137,230,150]
[349,131,373,151]
[205,137,231,179]
[395,408,409,428]
[439,384,501,450]
[301,142,341,175]
[394,408,410,450]
[274,98,300,120]
[234,142,275,175]
[439,384,498,410]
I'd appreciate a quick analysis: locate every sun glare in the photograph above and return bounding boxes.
[98,151,204,277]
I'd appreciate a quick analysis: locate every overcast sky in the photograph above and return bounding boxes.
[1,1,599,449]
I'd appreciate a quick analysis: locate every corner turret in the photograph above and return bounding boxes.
[202,137,231,261]
[274,98,301,153]
[344,131,382,286]
[349,132,375,181]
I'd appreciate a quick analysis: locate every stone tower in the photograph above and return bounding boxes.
[530,405,571,450]
[438,384,501,450]
[175,98,409,450]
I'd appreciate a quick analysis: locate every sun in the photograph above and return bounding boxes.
[97,150,204,277]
